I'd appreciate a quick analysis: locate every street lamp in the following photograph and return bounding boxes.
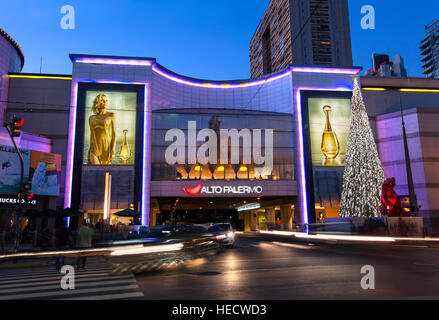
[400,97,418,216]
[3,116,25,255]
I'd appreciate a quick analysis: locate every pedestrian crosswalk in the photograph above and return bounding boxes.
[0,262,144,300]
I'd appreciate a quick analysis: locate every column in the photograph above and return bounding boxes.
[250,211,258,231]
[244,212,251,233]
[265,207,276,230]
[280,205,293,231]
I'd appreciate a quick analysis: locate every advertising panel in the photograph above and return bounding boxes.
[0,145,31,193]
[29,151,62,196]
[0,144,61,196]
[0,194,37,208]
[307,97,351,167]
[83,90,137,166]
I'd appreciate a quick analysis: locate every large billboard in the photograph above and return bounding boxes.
[83,90,137,166]
[307,97,351,167]
[29,151,62,196]
[0,145,31,193]
[0,145,61,197]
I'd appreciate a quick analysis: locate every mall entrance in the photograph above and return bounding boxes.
[151,197,296,232]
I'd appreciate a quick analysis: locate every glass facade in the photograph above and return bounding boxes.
[151,109,295,182]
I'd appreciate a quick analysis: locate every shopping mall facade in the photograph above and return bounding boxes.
[2,29,439,234]
[63,54,362,231]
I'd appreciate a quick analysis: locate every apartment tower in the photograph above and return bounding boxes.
[420,18,439,78]
[250,0,353,78]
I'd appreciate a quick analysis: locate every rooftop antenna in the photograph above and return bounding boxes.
[40,57,42,73]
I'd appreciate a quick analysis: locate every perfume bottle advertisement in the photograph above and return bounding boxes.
[83,90,137,166]
[307,97,351,167]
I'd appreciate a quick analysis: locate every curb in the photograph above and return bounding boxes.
[0,263,52,270]
[241,232,439,247]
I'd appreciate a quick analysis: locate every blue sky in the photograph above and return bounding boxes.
[0,0,437,79]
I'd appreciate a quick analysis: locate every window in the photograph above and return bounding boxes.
[151,111,295,181]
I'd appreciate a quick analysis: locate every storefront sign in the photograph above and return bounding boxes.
[201,186,263,195]
[237,203,261,212]
[183,183,263,196]
[0,194,37,208]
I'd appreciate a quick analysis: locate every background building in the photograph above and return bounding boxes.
[249,0,353,78]
[0,29,62,235]
[366,53,408,77]
[0,28,24,125]
[420,18,439,78]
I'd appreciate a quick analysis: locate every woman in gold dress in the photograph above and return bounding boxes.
[88,94,117,165]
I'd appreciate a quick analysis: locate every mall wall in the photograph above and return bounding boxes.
[0,31,22,125]
[6,76,71,207]
[376,108,439,235]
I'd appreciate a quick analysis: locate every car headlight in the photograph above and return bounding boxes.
[227,231,234,239]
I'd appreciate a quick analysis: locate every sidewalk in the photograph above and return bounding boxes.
[0,259,53,270]
[0,255,109,270]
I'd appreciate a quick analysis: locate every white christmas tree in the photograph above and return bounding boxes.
[340,77,386,218]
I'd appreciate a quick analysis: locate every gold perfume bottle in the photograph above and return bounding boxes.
[119,130,131,163]
[321,105,340,160]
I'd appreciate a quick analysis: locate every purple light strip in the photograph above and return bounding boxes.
[73,56,360,89]
[142,84,151,226]
[64,81,78,209]
[291,67,360,74]
[74,57,153,67]
[76,78,147,85]
[152,65,291,89]
[294,86,353,231]
[152,65,361,89]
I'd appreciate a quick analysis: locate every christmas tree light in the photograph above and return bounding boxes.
[340,77,386,218]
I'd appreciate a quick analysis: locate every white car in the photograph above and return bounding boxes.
[210,223,235,248]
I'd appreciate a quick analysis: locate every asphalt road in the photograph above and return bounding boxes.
[135,234,439,300]
[1,235,439,300]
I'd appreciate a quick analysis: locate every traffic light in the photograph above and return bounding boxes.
[23,183,32,193]
[23,183,33,201]
[11,116,23,138]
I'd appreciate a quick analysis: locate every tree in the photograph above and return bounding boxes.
[340,77,386,218]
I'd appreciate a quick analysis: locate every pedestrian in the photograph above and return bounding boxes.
[76,220,94,270]
[52,218,72,272]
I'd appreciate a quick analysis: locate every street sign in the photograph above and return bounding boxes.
[0,193,37,209]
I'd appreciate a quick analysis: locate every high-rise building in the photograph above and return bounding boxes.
[421,18,439,78]
[249,0,353,78]
[366,53,407,77]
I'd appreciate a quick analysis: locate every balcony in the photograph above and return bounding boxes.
[422,60,434,69]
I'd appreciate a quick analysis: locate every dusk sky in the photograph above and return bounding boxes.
[1,0,438,80]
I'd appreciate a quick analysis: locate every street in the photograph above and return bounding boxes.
[135,235,439,300]
[1,234,439,300]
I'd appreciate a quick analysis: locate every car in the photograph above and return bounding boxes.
[209,223,235,248]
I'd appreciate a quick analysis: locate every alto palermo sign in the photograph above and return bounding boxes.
[183,183,263,196]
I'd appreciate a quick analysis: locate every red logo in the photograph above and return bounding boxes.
[183,183,202,196]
